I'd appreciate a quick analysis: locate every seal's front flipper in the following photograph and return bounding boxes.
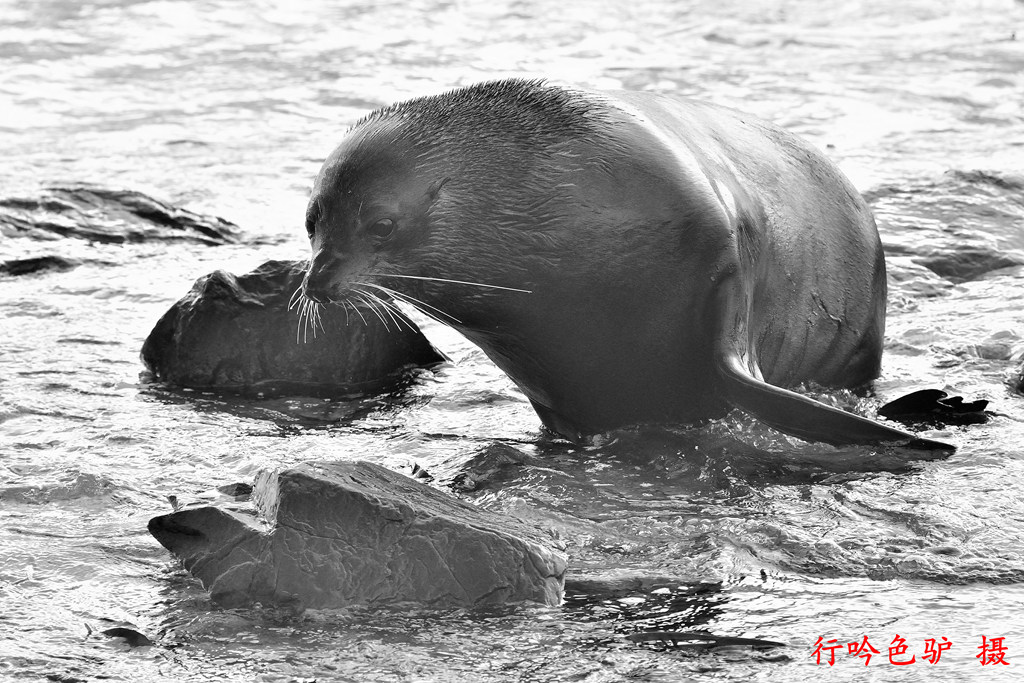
[716,354,955,452]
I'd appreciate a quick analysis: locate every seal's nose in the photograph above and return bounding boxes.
[302,248,339,303]
[301,274,331,304]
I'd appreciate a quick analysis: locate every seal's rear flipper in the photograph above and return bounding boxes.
[717,354,955,452]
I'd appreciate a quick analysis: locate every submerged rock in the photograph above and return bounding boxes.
[141,259,444,396]
[0,184,239,244]
[914,247,1024,283]
[441,441,533,493]
[868,169,1024,284]
[0,255,81,276]
[149,461,566,609]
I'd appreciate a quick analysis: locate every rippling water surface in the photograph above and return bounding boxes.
[2,1,1024,681]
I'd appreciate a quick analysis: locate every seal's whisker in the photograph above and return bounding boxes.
[303,298,314,344]
[303,298,315,344]
[354,292,390,331]
[355,290,395,331]
[382,273,532,294]
[371,285,451,324]
[370,287,444,326]
[299,299,307,342]
[379,296,415,332]
[380,288,460,326]
[304,298,316,339]
[312,301,326,335]
[362,282,462,325]
[297,298,308,344]
[352,283,416,332]
[287,285,304,311]
[360,292,391,331]
[348,298,369,327]
[366,294,394,332]
[308,298,320,340]
[289,288,324,345]
[373,295,417,332]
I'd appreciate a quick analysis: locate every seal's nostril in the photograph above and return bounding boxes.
[302,286,327,305]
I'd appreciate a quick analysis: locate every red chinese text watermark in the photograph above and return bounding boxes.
[812,635,1005,666]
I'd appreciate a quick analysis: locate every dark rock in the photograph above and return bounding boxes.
[141,259,445,396]
[215,483,253,500]
[625,631,786,649]
[148,461,567,609]
[99,627,154,648]
[0,255,80,276]
[0,185,239,245]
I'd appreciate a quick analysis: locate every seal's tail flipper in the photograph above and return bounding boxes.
[716,354,955,452]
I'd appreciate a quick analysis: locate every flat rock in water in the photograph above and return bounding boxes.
[914,247,1024,283]
[148,461,567,609]
[141,259,445,396]
[0,184,239,244]
[0,255,81,276]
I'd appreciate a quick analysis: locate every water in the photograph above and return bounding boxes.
[2,0,1023,680]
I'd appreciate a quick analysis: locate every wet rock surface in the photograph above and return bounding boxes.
[0,185,240,244]
[149,461,567,609]
[141,259,445,396]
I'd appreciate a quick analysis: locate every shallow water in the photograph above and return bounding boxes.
[2,0,1024,680]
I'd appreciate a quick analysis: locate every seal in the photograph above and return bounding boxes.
[300,78,950,450]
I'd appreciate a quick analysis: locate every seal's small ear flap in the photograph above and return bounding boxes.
[425,177,451,203]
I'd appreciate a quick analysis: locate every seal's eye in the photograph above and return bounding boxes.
[305,205,320,240]
[368,218,396,242]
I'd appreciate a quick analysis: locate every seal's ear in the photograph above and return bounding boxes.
[425,177,451,203]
